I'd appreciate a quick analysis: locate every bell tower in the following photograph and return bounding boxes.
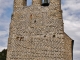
[7,0,74,60]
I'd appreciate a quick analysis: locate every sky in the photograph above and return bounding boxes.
[0,0,80,60]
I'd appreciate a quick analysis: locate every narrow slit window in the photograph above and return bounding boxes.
[42,0,49,6]
[27,0,32,6]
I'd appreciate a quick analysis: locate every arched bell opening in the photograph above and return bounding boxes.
[41,0,49,6]
[26,0,32,6]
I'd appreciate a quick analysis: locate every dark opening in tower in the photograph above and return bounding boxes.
[42,0,49,6]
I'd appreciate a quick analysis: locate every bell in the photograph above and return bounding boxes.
[42,0,49,6]
[44,0,48,4]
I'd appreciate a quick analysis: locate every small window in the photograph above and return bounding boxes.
[27,0,32,6]
[42,0,49,6]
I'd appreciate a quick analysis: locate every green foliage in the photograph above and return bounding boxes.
[0,49,7,60]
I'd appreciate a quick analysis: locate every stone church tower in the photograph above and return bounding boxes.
[7,0,74,60]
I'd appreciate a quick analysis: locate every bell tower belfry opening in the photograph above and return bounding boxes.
[7,0,74,60]
[41,0,49,6]
[26,0,32,6]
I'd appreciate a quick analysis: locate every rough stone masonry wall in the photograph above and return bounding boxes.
[64,33,73,60]
[6,0,73,60]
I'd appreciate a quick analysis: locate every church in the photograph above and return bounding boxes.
[6,0,74,60]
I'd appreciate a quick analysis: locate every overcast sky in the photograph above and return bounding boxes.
[0,0,80,60]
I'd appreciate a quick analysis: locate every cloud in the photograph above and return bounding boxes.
[62,0,80,60]
[0,46,7,52]
[0,0,13,52]
[73,50,80,59]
